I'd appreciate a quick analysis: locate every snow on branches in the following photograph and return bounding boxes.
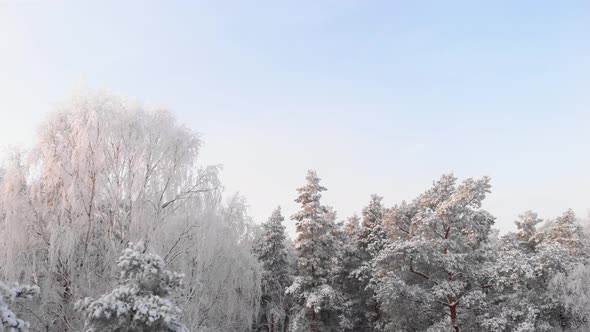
[0,282,39,332]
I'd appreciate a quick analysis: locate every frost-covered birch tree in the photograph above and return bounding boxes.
[0,90,262,332]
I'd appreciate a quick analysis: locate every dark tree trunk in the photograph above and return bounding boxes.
[311,306,317,332]
[449,300,459,332]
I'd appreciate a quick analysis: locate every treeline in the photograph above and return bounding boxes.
[1,91,589,332]
[254,171,590,332]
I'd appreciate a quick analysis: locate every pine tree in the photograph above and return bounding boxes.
[514,210,543,250]
[254,207,291,332]
[76,242,187,332]
[546,209,586,256]
[342,214,360,239]
[374,174,496,332]
[287,170,340,332]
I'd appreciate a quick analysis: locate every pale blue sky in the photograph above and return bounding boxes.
[1,1,589,233]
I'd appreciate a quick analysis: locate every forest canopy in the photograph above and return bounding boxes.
[1,91,589,332]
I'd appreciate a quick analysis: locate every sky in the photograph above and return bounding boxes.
[1,0,589,235]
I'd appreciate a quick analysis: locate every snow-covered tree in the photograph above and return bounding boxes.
[358,195,388,260]
[164,193,263,332]
[332,214,366,332]
[0,90,262,331]
[485,209,589,331]
[287,170,341,332]
[542,211,590,330]
[383,200,418,242]
[375,174,495,332]
[342,214,360,239]
[549,262,590,330]
[345,195,387,331]
[6,88,590,332]
[514,211,543,250]
[488,233,565,331]
[254,207,291,332]
[0,281,39,332]
[545,209,587,256]
[76,242,186,332]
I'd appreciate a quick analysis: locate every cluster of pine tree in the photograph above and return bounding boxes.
[252,171,590,332]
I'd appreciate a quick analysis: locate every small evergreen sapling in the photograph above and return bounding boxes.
[76,242,187,332]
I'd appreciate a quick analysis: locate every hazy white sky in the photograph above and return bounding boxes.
[1,1,589,234]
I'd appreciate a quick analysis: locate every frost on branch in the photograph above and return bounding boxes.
[0,281,39,332]
[75,242,187,332]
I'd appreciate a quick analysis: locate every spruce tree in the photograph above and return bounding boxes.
[353,195,387,330]
[254,207,291,332]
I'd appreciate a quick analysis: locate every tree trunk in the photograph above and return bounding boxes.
[449,300,460,332]
[444,226,460,332]
[270,313,274,332]
[374,304,380,331]
[311,306,316,332]
[283,308,290,332]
